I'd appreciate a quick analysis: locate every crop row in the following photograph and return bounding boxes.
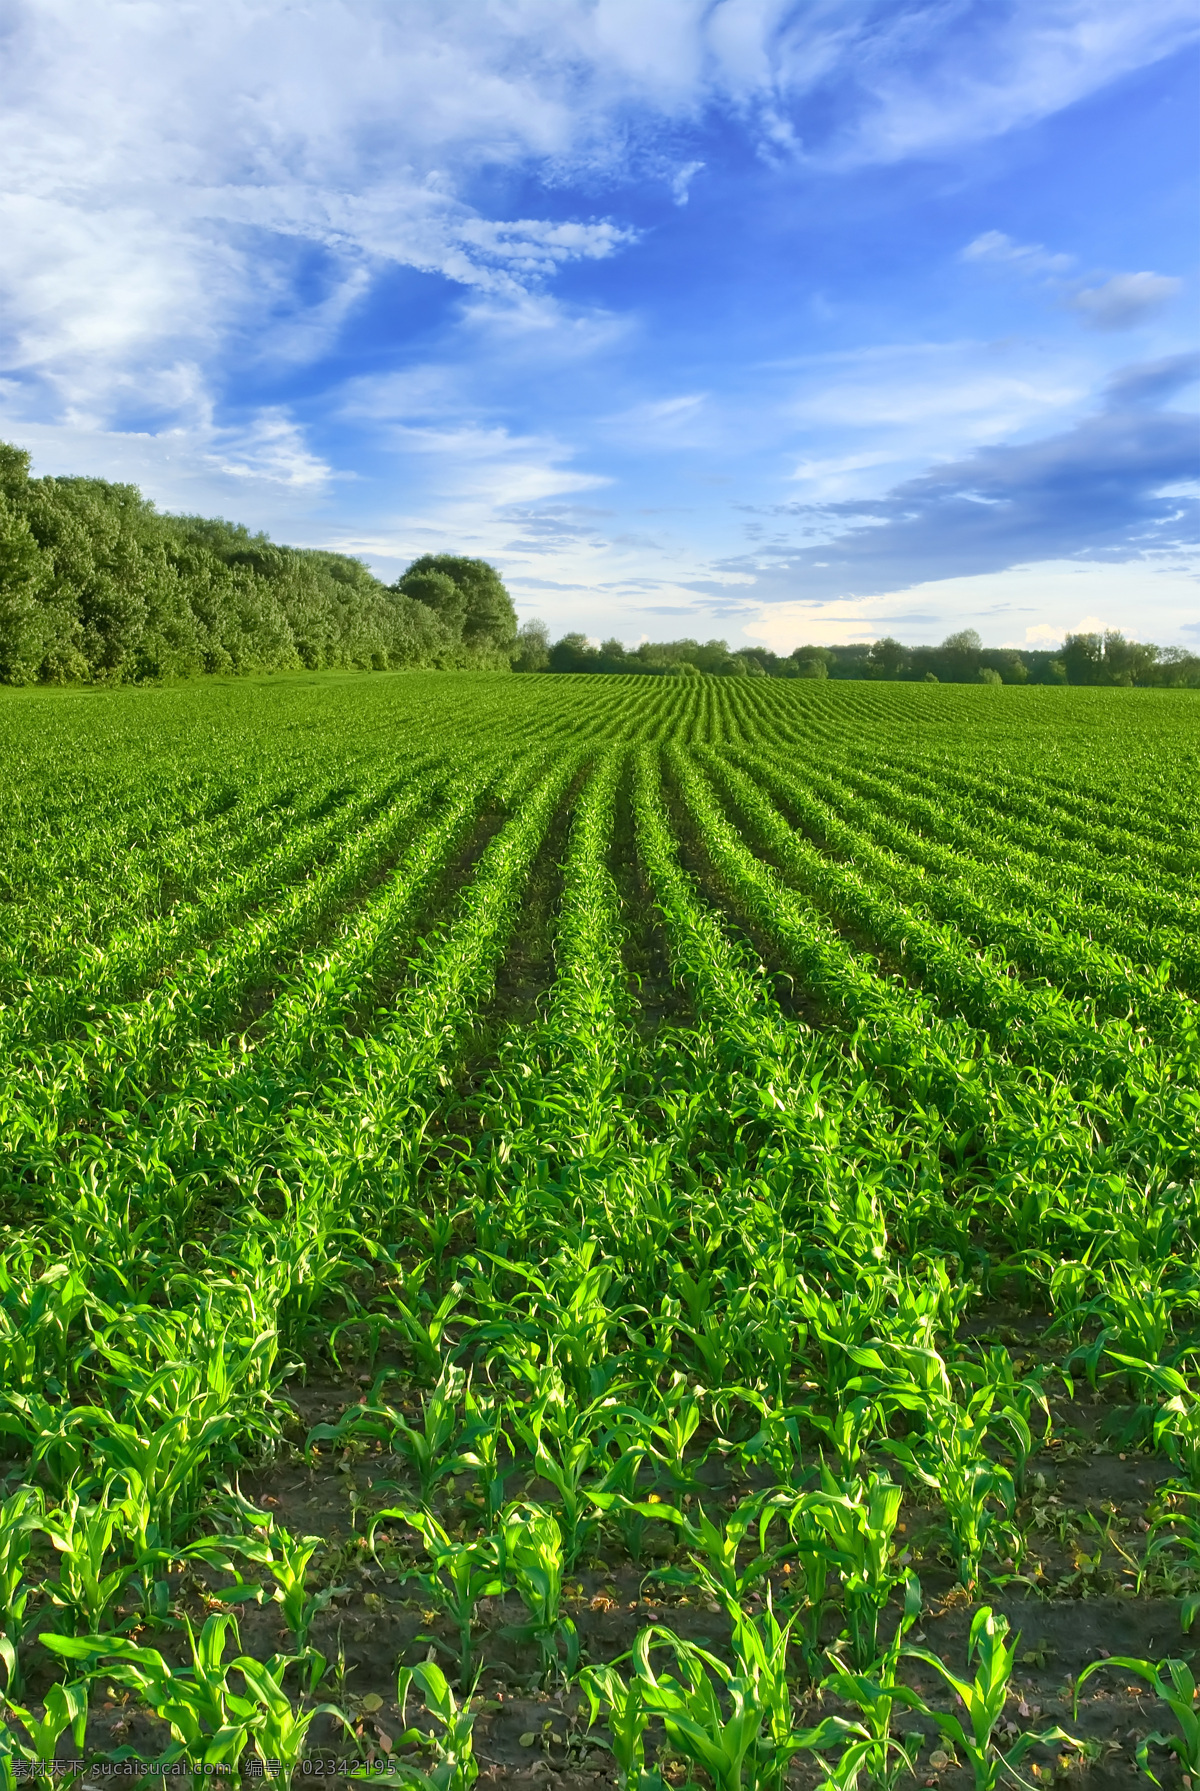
[0,676,1195,1789]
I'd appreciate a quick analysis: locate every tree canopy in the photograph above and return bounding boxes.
[396,554,518,665]
[0,444,519,685]
[516,623,1198,687]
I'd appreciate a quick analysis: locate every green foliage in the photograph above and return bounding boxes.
[363,1661,480,1791]
[0,442,520,684]
[395,556,517,667]
[529,619,1198,684]
[0,1674,89,1791]
[43,1615,345,1785]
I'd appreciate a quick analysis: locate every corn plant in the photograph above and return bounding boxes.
[65,1403,238,1544]
[45,1615,261,1776]
[622,1621,843,1791]
[309,1361,466,1507]
[820,1576,924,1791]
[1140,1489,1200,1631]
[797,1472,908,1670]
[622,1375,706,1489]
[0,1487,43,1675]
[191,1509,346,1657]
[0,1672,89,1791]
[785,1494,839,1679]
[579,1663,655,1789]
[899,1607,1077,1791]
[1107,1358,1200,1485]
[633,1491,791,1618]
[37,1488,145,1635]
[1074,1655,1199,1786]
[233,1654,347,1786]
[374,1508,501,1684]
[498,1502,577,1683]
[449,1384,512,1525]
[506,1387,622,1569]
[353,1660,479,1791]
[47,1613,351,1782]
[885,1399,1019,1588]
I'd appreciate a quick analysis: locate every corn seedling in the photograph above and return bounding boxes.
[579,1663,655,1789]
[627,1621,843,1791]
[374,1508,502,1684]
[900,1607,1078,1791]
[1074,1655,1199,1786]
[42,1613,264,1779]
[310,1362,466,1507]
[0,1671,89,1791]
[0,1488,43,1677]
[498,1502,577,1684]
[820,1577,924,1791]
[798,1472,908,1670]
[37,1488,146,1635]
[354,1660,479,1791]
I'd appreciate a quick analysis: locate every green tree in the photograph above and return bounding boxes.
[396,554,517,663]
[0,437,498,685]
[939,628,984,682]
[0,496,53,684]
[512,618,551,672]
[867,636,909,678]
[548,631,598,672]
[1100,630,1159,686]
[396,568,467,640]
[1062,632,1102,684]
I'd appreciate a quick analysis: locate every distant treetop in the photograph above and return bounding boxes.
[516,625,1197,687]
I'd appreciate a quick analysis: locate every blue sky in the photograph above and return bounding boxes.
[1,1,1196,651]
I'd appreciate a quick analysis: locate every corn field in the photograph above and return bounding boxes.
[1,673,1197,1791]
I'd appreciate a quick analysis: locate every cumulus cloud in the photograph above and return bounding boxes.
[1067,271,1183,329]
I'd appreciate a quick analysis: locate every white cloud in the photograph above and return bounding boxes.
[961,230,1074,274]
[0,2,653,430]
[0,0,1193,434]
[670,161,705,204]
[1068,271,1183,329]
[206,410,334,489]
[1024,622,1066,645]
[601,392,712,449]
[0,407,338,526]
[784,344,1086,448]
[961,231,1185,337]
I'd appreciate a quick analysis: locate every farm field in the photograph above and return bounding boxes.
[0,671,1198,1791]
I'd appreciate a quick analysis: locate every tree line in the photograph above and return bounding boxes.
[0,444,517,685]
[1,441,1193,688]
[515,624,1199,686]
